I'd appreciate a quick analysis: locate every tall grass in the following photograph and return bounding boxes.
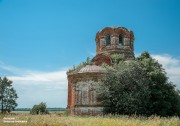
[0,113,179,126]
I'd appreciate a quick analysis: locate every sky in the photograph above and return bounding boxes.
[0,0,180,108]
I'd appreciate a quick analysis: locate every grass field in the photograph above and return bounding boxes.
[0,113,180,126]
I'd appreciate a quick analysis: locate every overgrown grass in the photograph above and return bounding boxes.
[0,113,180,126]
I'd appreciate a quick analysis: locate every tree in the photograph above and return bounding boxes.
[97,52,180,116]
[0,77,18,113]
[97,61,150,115]
[30,102,49,114]
[136,51,180,116]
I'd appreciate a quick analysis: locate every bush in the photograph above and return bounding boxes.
[30,102,49,115]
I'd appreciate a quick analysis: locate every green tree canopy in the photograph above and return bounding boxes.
[30,102,49,115]
[97,61,150,115]
[136,51,180,116]
[97,52,180,116]
[0,77,18,113]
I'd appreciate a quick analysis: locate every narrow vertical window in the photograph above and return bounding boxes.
[76,90,79,104]
[119,35,123,46]
[78,91,82,104]
[105,34,111,46]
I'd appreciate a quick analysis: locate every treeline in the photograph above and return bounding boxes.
[14,107,66,111]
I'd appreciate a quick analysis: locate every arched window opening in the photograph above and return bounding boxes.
[119,35,124,46]
[105,34,111,46]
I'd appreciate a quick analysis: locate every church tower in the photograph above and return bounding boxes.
[92,27,134,66]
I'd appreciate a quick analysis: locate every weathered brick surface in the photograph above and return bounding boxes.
[92,54,112,66]
[67,26,135,115]
[67,72,104,115]
[95,27,134,59]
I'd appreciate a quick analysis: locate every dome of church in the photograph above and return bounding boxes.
[78,65,106,73]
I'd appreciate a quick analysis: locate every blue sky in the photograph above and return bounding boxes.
[0,0,180,108]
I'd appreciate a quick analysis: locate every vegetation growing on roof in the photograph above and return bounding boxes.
[67,57,93,74]
[110,53,125,64]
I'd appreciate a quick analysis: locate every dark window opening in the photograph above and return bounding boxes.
[119,35,123,46]
[105,34,111,46]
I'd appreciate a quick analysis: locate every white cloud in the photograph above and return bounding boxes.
[152,54,180,67]
[152,54,180,88]
[0,62,68,108]
[8,70,67,82]
[0,61,25,75]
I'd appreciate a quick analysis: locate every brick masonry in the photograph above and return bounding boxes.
[67,26,135,115]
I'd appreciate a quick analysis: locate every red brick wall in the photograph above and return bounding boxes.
[92,54,112,66]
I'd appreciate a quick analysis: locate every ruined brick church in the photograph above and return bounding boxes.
[67,26,135,115]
